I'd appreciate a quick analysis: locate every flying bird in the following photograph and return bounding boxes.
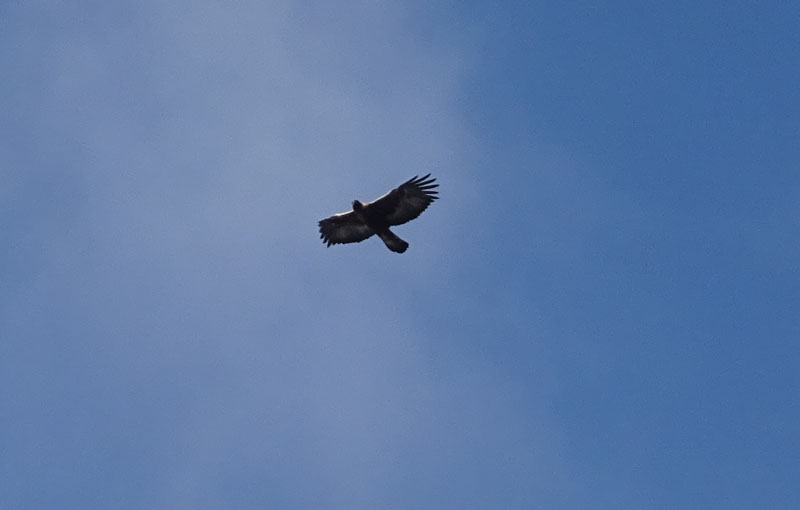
[318,174,439,253]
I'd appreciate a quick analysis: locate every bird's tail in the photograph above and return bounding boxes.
[378,229,409,253]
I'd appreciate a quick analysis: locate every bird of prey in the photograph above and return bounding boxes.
[318,174,439,253]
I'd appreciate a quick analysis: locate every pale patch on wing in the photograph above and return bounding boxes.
[318,211,375,246]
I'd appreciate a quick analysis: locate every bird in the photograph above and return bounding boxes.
[318,174,439,253]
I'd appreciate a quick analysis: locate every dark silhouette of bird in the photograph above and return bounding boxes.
[318,174,439,253]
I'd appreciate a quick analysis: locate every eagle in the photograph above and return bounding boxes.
[318,174,439,253]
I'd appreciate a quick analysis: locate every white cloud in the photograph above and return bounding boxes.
[1,2,565,508]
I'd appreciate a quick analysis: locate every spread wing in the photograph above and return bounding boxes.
[365,174,439,226]
[318,211,375,247]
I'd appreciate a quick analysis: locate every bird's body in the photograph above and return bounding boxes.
[318,174,439,253]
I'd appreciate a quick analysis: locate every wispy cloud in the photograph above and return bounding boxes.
[1,2,563,509]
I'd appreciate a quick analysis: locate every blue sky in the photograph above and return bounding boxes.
[2,1,798,508]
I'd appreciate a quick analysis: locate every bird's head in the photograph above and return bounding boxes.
[352,200,364,211]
